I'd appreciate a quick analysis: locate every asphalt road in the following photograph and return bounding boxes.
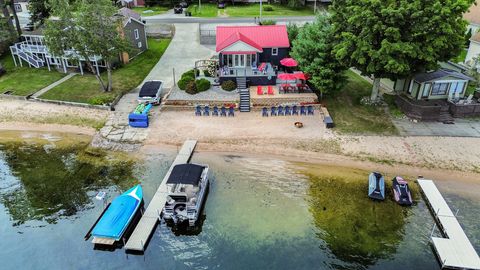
[144,16,315,24]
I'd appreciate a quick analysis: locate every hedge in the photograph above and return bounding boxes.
[221,80,236,91]
[196,78,211,92]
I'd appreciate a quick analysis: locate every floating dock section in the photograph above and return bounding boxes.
[125,140,198,251]
[418,179,480,270]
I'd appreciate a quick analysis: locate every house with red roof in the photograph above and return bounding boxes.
[216,25,290,85]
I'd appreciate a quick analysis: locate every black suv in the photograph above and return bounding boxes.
[174,5,183,14]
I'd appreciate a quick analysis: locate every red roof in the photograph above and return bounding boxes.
[216,25,290,52]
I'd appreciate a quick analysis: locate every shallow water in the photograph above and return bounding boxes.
[0,133,479,269]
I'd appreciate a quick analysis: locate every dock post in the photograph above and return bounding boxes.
[430,223,437,238]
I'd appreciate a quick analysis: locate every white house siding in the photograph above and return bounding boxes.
[466,40,480,67]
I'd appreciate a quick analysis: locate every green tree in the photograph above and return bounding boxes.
[44,0,130,92]
[291,15,347,97]
[286,22,300,44]
[0,17,15,73]
[28,0,51,25]
[465,28,473,48]
[331,0,475,101]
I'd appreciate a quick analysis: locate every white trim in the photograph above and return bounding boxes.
[219,40,262,53]
[123,17,146,28]
[272,47,278,56]
[134,29,139,40]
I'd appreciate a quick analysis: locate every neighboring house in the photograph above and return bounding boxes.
[117,7,147,63]
[216,25,290,85]
[13,0,31,28]
[393,69,477,121]
[9,8,147,75]
[394,69,472,101]
[119,0,145,7]
[464,1,480,34]
[466,32,480,67]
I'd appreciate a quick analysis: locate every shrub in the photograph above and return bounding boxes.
[88,94,114,105]
[182,69,199,80]
[178,76,194,90]
[204,69,212,77]
[185,80,197,95]
[196,78,211,92]
[263,5,274,11]
[221,80,236,91]
[260,19,276,25]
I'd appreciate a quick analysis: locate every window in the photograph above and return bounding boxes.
[14,4,22,12]
[134,29,139,40]
[137,41,142,48]
[449,81,465,94]
[431,83,449,95]
[272,48,278,56]
[422,83,431,98]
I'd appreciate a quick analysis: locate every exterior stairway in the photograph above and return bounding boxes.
[10,44,44,68]
[237,77,250,112]
[439,106,455,124]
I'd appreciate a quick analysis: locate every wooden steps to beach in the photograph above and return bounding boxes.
[124,140,198,252]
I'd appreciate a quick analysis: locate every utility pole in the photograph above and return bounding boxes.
[259,0,262,23]
[199,0,201,11]
[314,0,317,14]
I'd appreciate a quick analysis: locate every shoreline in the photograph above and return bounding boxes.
[0,122,97,136]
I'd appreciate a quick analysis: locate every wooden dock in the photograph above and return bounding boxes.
[124,140,198,252]
[418,179,480,270]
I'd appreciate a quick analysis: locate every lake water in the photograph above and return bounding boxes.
[0,132,479,270]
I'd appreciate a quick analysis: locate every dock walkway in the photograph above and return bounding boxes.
[125,140,198,251]
[418,179,480,270]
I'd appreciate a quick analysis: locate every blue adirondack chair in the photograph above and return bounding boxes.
[278,105,284,116]
[213,106,219,116]
[292,105,299,115]
[307,105,314,115]
[204,105,210,116]
[195,105,202,116]
[285,105,291,115]
[228,106,235,117]
[262,107,268,117]
[300,105,307,115]
[270,106,277,116]
[220,106,227,117]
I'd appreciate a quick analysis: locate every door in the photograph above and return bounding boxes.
[233,54,245,67]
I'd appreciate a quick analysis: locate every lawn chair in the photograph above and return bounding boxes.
[220,106,227,117]
[267,85,274,95]
[195,105,202,116]
[257,86,263,95]
[213,106,219,116]
[285,105,291,115]
[204,105,210,116]
[300,105,306,115]
[307,105,314,115]
[270,106,277,116]
[292,105,298,115]
[228,106,235,117]
[278,105,284,116]
[262,107,268,117]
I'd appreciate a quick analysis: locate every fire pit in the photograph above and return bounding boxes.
[294,122,304,128]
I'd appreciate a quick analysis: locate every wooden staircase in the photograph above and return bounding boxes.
[439,106,455,124]
[237,77,250,112]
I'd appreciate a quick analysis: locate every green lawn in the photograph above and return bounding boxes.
[452,49,468,63]
[132,6,169,17]
[0,55,66,96]
[41,38,172,104]
[188,3,314,17]
[325,70,398,135]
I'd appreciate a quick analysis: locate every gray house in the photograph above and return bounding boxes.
[117,7,147,63]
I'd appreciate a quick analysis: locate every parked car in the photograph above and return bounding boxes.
[217,1,225,9]
[179,1,189,8]
[138,80,163,105]
[174,5,183,14]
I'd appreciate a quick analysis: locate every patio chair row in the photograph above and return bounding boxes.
[262,105,314,117]
[195,105,235,117]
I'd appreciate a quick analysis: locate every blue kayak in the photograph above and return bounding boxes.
[92,185,143,241]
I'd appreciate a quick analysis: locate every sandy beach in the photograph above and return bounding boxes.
[2,99,480,175]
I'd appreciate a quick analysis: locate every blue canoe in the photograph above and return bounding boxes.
[368,172,385,200]
[92,185,143,241]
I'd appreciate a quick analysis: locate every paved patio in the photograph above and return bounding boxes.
[393,118,480,137]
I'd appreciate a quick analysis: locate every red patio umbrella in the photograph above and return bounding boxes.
[293,72,307,80]
[280,58,298,67]
[277,73,297,80]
